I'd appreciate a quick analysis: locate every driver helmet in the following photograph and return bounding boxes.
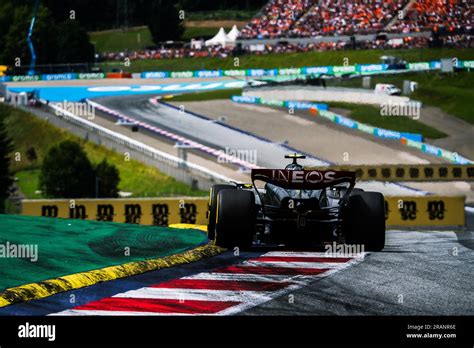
[285,163,304,171]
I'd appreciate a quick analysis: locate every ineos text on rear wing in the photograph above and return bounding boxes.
[251,169,356,189]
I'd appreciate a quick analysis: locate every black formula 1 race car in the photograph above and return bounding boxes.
[207,154,385,251]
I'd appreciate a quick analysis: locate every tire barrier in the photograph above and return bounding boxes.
[22,198,210,226]
[307,164,474,182]
[384,196,465,227]
[22,195,466,228]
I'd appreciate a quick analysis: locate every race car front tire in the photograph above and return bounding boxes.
[345,191,385,251]
[215,189,255,249]
[207,184,236,241]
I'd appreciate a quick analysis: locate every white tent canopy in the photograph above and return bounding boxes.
[227,25,240,41]
[205,27,233,47]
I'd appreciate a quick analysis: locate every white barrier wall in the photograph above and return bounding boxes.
[244,87,412,106]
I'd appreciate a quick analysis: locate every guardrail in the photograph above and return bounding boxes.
[42,101,234,189]
[1,59,472,83]
[86,99,260,170]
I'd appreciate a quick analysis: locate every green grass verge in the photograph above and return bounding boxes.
[170,88,242,102]
[186,10,255,21]
[90,26,153,52]
[14,170,42,198]
[326,71,474,125]
[90,25,233,52]
[0,214,207,290]
[98,47,474,73]
[0,104,206,198]
[325,102,447,139]
[181,27,231,41]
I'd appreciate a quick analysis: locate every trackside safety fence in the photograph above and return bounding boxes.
[35,101,233,190]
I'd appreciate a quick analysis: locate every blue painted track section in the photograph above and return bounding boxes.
[7,80,245,102]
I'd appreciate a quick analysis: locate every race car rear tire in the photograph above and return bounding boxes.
[215,189,255,249]
[345,191,385,251]
[207,184,236,240]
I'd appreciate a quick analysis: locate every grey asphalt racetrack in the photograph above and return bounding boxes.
[93,95,473,199]
[243,226,474,315]
[1,215,472,316]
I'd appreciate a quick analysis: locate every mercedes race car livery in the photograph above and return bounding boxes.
[207,154,386,251]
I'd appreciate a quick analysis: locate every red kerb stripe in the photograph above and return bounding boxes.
[74,298,238,314]
[150,279,291,291]
[250,256,352,263]
[213,265,329,276]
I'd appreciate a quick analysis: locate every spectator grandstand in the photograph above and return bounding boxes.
[389,0,472,33]
[240,0,316,39]
[291,0,408,37]
[97,34,471,64]
[239,0,472,39]
[92,0,471,64]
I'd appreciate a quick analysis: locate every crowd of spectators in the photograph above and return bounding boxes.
[98,34,471,63]
[97,0,472,62]
[437,33,472,47]
[239,0,316,39]
[251,36,434,54]
[389,0,472,33]
[239,0,471,39]
[99,46,231,62]
[291,0,407,37]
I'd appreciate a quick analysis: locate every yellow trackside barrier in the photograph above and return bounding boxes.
[21,198,209,226]
[307,164,474,182]
[385,196,465,227]
[22,195,465,228]
[0,65,7,77]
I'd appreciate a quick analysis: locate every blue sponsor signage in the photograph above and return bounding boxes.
[231,95,260,104]
[141,71,170,79]
[335,115,357,129]
[41,73,77,81]
[303,66,332,75]
[285,101,328,111]
[195,70,222,78]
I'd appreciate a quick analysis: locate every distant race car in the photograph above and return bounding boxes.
[207,154,385,251]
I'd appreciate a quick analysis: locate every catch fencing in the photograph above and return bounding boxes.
[23,102,233,190]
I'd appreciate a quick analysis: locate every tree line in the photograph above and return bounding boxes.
[0,0,265,67]
[0,118,121,213]
[0,1,95,67]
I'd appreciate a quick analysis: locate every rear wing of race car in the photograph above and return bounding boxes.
[251,169,356,190]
